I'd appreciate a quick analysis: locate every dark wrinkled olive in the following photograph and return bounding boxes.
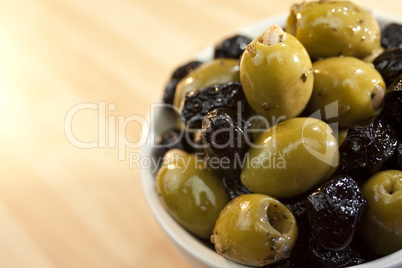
[387,73,402,91]
[221,175,251,200]
[214,34,252,59]
[381,74,402,127]
[382,23,402,49]
[189,129,206,156]
[373,48,402,86]
[180,82,249,129]
[306,175,368,251]
[384,142,402,171]
[202,107,253,179]
[163,61,202,105]
[201,108,253,199]
[153,128,194,170]
[336,115,399,183]
[308,233,368,267]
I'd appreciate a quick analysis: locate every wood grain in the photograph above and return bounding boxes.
[0,0,400,267]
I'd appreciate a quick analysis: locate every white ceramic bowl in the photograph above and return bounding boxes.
[140,13,402,268]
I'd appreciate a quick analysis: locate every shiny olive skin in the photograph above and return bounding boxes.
[156,149,230,239]
[240,26,313,120]
[211,194,298,267]
[361,170,402,255]
[241,117,339,198]
[173,59,240,109]
[307,57,386,128]
[333,128,348,147]
[286,1,381,60]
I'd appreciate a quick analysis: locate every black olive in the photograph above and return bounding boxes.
[189,129,206,157]
[381,23,402,49]
[306,175,368,251]
[382,74,402,126]
[221,176,251,200]
[308,233,368,268]
[153,128,194,170]
[382,141,402,171]
[393,142,402,170]
[267,242,314,268]
[181,82,250,129]
[380,77,402,171]
[214,34,252,59]
[373,48,402,86]
[202,107,253,180]
[163,60,202,105]
[336,115,399,183]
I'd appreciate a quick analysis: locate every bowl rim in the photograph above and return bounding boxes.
[140,12,402,268]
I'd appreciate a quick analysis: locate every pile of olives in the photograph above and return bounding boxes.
[153,1,402,267]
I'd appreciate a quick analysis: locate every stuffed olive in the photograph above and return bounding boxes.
[286,0,381,59]
[361,170,402,255]
[240,24,313,121]
[211,194,298,267]
[156,149,230,239]
[307,57,386,128]
[241,117,339,198]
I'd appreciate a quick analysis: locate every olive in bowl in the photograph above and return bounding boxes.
[286,0,381,59]
[211,194,298,267]
[307,56,386,128]
[155,149,230,239]
[361,170,402,256]
[241,117,339,198]
[141,12,402,268]
[240,24,314,121]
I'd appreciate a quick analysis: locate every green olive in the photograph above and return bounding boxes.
[173,58,240,109]
[336,128,348,147]
[211,194,298,267]
[286,1,381,59]
[361,170,402,255]
[307,57,386,128]
[156,149,230,239]
[363,47,385,63]
[240,25,313,120]
[241,117,339,198]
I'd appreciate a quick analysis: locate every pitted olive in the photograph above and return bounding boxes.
[240,24,313,121]
[307,56,386,128]
[361,170,402,255]
[241,117,339,198]
[286,1,381,59]
[156,149,230,239]
[211,194,298,267]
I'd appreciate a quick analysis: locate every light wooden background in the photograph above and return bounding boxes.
[0,0,400,267]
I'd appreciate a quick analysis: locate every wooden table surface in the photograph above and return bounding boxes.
[0,0,400,267]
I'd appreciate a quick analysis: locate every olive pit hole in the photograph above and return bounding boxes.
[390,179,402,195]
[383,175,402,195]
[267,203,290,234]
